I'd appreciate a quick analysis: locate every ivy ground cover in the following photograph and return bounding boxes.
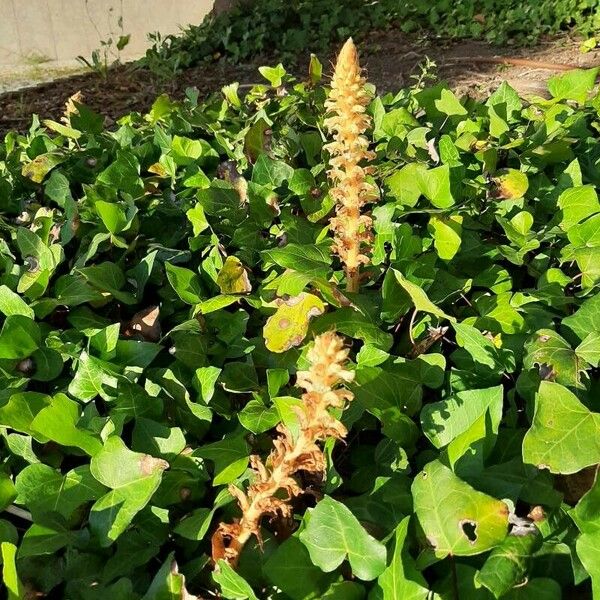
[0,53,599,599]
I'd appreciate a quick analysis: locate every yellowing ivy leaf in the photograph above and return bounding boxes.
[216,256,252,294]
[263,293,325,353]
[412,460,509,557]
[493,169,528,199]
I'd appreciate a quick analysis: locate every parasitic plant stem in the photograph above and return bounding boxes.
[324,38,377,293]
[211,332,354,568]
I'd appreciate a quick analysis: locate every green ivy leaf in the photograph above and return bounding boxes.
[251,153,294,187]
[142,553,195,600]
[264,535,334,600]
[214,560,259,600]
[376,516,429,600]
[475,531,542,598]
[548,68,599,104]
[523,329,590,388]
[238,398,280,434]
[196,435,248,486]
[557,186,599,230]
[299,496,387,580]
[522,381,600,474]
[89,437,168,546]
[416,164,454,208]
[0,285,34,318]
[428,215,463,260]
[15,464,106,520]
[1,542,24,599]
[30,393,103,456]
[420,386,503,468]
[165,263,204,305]
[0,315,41,359]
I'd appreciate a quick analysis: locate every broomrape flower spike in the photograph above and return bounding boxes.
[211,331,354,568]
[325,38,377,293]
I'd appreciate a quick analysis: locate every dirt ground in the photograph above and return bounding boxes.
[1,29,599,136]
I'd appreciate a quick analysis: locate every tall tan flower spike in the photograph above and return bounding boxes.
[211,331,354,568]
[325,38,377,293]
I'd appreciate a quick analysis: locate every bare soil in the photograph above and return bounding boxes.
[1,30,599,136]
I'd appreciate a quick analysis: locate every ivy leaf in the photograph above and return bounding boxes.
[21,152,65,183]
[94,200,136,235]
[0,315,41,359]
[68,351,118,402]
[0,392,51,436]
[97,150,143,195]
[428,215,463,260]
[575,533,600,600]
[376,516,429,600]
[174,488,231,542]
[562,293,600,341]
[420,385,503,470]
[89,437,168,546]
[524,329,589,389]
[19,517,78,558]
[263,293,325,353]
[214,560,259,600]
[15,464,106,520]
[264,536,334,600]
[165,263,203,305]
[216,256,252,294]
[522,381,600,474]
[575,332,600,367]
[299,496,387,581]
[412,460,509,557]
[195,435,248,486]
[568,475,600,596]
[486,82,522,137]
[262,243,331,278]
[258,63,286,87]
[416,164,454,208]
[252,153,294,187]
[1,542,24,599]
[557,186,599,230]
[0,285,34,318]
[453,322,498,369]
[393,270,450,320]
[238,399,280,434]
[493,169,528,199]
[548,68,599,104]
[312,308,394,350]
[435,89,467,116]
[475,531,542,598]
[142,553,195,600]
[30,393,103,456]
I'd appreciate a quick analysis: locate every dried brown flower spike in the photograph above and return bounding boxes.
[211,331,354,567]
[325,38,377,293]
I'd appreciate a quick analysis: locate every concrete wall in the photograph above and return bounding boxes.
[0,0,214,66]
